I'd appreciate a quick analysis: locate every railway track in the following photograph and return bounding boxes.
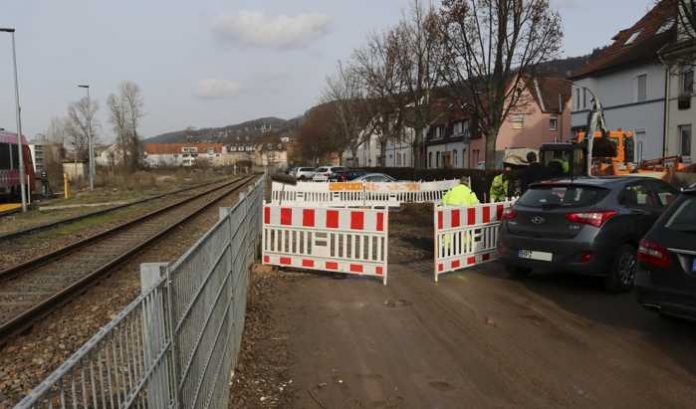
[0,175,254,343]
[0,176,236,241]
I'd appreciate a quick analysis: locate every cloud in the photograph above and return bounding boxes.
[194,79,242,100]
[211,11,331,50]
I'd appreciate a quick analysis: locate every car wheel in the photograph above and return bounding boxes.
[505,264,532,279]
[605,244,637,292]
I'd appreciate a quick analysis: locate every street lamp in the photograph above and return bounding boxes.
[0,27,27,212]
[78,84,94,190]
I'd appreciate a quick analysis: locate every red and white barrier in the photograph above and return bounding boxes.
[271,179,461,207]
[262,205,389,285]
[433,201,514,282]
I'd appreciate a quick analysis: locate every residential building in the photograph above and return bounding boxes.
[426,76,572,169]
[143,143,224,167]
[28,144,45,173]
[569,0,677,162]
[384,128,415,168]
[144,141,288,169]
[660,0,696,162]
[95,144,125,168]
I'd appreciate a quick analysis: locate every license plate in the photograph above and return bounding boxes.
[518,250,553,262]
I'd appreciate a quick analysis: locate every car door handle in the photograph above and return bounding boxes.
[629,209,651,216]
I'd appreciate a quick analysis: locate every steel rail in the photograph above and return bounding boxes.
[0,176,254,344]
[0,176,235,241]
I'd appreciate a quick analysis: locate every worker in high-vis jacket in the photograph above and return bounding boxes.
[443,176,480,206]
[490,165,512,203]
[441,177,479,254]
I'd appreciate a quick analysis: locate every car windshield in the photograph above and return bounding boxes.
[518,185,608,208]
[665,196,696,233]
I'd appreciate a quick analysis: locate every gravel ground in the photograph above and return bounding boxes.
[0,179,238,270]
[0,178,254,407]
[228,265,296,409]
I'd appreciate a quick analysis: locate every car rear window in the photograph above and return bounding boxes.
[518,185,609,208]
[300,167,313,171]
[315,167,327,172]
[665,196,696,233]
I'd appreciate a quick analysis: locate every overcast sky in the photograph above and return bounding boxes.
[0,0,655,142]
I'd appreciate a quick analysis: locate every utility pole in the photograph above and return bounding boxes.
[78,84,94,190]
[1,28,27,212]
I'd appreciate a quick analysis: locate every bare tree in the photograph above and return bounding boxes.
[393,0,446,168]
[440,0,562,170]
[323,62,372,162]
[121,81,144,170]
[107,93,129,166]
[107,81,145,170]
[354,29,410,167]
[65,97,99,161]
[45,117,68,146]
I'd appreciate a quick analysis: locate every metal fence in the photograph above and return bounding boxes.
[15,175,265,409]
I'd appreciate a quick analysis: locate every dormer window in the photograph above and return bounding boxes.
[655,20,674,35]
[624,30,641,45]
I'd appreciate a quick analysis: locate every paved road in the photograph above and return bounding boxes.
[272,210,696,409]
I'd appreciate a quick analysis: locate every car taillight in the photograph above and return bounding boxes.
[638,239,672,268]
[565,210,617,227]
[501,208,517,221]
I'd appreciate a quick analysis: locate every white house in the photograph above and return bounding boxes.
[660,1,695,162]
[569,0,677,162]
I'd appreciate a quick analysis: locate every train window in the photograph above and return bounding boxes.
[0,143,12,170]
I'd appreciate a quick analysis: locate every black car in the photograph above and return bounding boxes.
[636,187,696,319]
[328,169,367,182]
[498,177,678,291]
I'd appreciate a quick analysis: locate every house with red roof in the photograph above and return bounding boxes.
[424,76,571,169]
[569,0,680,163]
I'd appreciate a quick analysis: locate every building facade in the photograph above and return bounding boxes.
[569,0,678,162]
[661,1,696,162]
[426,77,572,169]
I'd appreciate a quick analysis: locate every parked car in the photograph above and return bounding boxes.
[497,176,678,291]
[312,166,347,182]
[293,167,316,181]
[328,169,367,182]
[636,187,696,319]
[352,173,396,183]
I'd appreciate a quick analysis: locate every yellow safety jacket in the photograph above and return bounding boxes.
[443,184,480,207]
[489,174,509,203]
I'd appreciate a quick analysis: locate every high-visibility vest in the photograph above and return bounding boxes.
[490,174,509,203]
[442,184,480,206]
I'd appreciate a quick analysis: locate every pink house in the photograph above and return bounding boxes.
[426,77,572,169]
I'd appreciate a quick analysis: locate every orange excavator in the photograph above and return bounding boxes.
[539,91,690,180]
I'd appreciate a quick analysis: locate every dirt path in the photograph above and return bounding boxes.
[260,209,696,409]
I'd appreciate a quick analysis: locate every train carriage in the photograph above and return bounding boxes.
[0,131,34,201]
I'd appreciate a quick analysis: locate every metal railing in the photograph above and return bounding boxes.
[15,175,265,409]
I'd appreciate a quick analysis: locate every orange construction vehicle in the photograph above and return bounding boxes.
[539,89,688,180]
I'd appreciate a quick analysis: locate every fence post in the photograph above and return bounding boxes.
[140,262,174,408]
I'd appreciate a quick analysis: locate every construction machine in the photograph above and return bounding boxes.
[539,90,688,180]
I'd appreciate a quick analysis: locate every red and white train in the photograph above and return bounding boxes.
[0,131,34,201]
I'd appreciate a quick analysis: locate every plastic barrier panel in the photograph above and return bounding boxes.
[434,201,515,282]
[271,179,461,207]
[262,205,389,285]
